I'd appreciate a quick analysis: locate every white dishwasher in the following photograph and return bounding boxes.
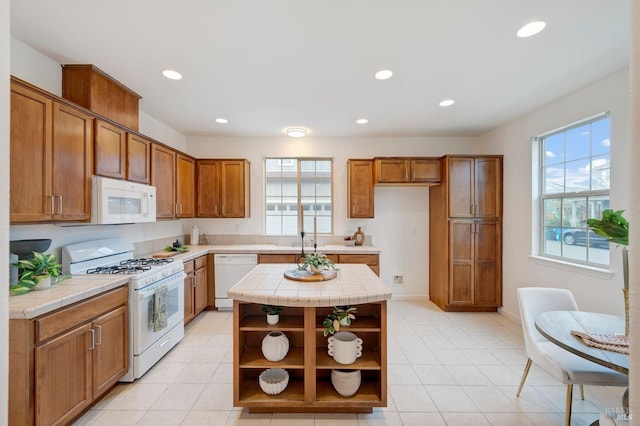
[214,254,258,309]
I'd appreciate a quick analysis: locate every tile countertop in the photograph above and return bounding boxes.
[9,245,379,320]
[227,263,392,307]
[8,275,129,320]
[168,244,380,262]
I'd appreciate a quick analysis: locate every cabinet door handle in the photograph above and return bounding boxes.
[214,205,218,216]
[405,170,409,181]
[222,204,225,216]
[351,205,355,215]
[48,195,55,216]
[95,325,102,346]
[412,169,416,180]
[89,329,95,350]
[57,195,63,215]
[192,275,197,288]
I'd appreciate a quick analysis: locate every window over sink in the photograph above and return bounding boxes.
[265,158,333,235]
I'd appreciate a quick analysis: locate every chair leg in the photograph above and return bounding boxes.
[565,384,573,426]
[579,384,584,400]
[516,358,533,397]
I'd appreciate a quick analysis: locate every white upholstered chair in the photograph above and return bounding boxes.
[516,287,628,426]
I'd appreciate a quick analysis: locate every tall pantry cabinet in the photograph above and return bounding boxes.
[429,156,503,312]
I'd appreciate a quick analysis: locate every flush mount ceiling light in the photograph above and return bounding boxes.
[517,21,546,38]
[374,69,393,80]
[286,128,307,138]
[439,99,455,107]
[356,118,369,124]
[215,118,229,124]
[162,69,183,80]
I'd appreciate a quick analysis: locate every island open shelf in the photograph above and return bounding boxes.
[229,263,391,413]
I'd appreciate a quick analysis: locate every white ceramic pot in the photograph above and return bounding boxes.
[339,317,350,327]
[327,331,363,365]
[331,369,361,397]
[309,264,323,274]
[258,368,289,395]
[266,314,279,325]
[261,331,290,362]
[33,275,52,290]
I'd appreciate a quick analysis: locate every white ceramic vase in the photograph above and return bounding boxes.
[309,264,323,274]
[331,369,361,397]
[33,275,52,290]
[266,314,279,325]
[327,331,363,365]
[261,331,290,362]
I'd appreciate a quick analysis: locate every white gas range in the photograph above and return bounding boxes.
[62,238,185,382]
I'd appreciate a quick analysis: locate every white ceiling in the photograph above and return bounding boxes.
[10,0,629,138]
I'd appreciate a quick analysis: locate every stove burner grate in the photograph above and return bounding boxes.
[86,264,152,275]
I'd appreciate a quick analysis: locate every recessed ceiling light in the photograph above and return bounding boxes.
[286,128,307,138]
[162,69,182,80]
[356,118,369,124]
[374,69,393,80]
[215,118,228,124]
[439,99,455,107]
[517,21,546,38]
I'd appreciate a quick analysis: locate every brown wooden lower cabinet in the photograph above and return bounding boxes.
[10,286,129,426]
[184,255,208,324]
[233,301,386,413]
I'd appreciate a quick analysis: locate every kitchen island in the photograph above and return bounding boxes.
[227,263,391,413]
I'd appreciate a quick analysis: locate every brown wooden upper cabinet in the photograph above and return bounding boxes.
[446,156,502,219]
[347,159,374,218]
[126,133,151,184]
[374,157,440,184]
[196,159,250,218]
[62,64,141,131]
[151,143,177,219]
[176,154,196,218]
[10,78,93,223]
[94,119,126,179]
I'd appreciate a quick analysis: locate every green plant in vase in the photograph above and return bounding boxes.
[322,305,357,337]
[586,209,629,334]
[11,251,69,295]
[302,252,336,274]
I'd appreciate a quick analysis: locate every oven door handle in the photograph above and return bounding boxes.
[136,276,184,299]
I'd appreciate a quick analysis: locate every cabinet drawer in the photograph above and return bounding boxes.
[338,254,378,266]
[36,285,128,344]
[183,259,195,274]
[195,255,207,270]
[258,254,297,264]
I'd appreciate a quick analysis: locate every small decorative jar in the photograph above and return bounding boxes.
[261,331,290,362]
[331,369,361,396]
[266,314,279,325]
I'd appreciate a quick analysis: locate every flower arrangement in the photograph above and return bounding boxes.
[586,209,629,289]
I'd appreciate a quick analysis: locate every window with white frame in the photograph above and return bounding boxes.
[538,114,611,266]
[265,158,333,236]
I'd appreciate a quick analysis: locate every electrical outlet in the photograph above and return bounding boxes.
[393,275,403,284]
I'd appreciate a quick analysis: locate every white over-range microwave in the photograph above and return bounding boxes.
[91,176,156,224]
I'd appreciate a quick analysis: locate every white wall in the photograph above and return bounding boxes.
[1,1,10,424]
[627,0,639,416]
[479,68,630,319]
[188,136,481,298]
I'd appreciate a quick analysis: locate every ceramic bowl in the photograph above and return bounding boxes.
[258,368,289,395]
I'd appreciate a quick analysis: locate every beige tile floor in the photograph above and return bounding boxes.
[73,299,626,425]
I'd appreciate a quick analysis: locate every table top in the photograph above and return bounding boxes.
[535,311,629,375]
[226,263,392,307]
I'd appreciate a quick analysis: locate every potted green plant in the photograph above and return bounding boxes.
[262,304,283,325]
[11,251,69,295]
[322,305,357,337]
[586,209,629,334]
[302,252,336,274]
